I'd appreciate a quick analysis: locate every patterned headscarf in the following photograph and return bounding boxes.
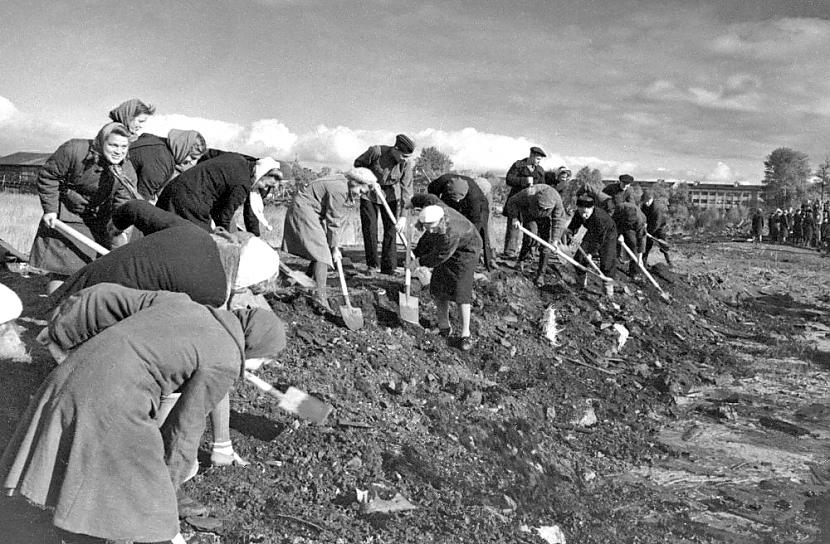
[92,122,139,198]
[108,98,153,141]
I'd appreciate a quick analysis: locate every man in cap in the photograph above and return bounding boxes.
[354,134,415,275]
[426,173,494,270]
[603,174,637,215]
[503,146,546,258]
[412,204,482,351]
[565,194,617,297]
[503,184,567,286]
[640,191,671,267]
[613,201,647,278]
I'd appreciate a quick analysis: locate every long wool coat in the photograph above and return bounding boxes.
[156,152,261,235]
[129,133,177,200]
[29,139,135,275]
[414,205,482,304]
[568,207,618,277]
[282,175,350,267]
[52,201,227,308]
[0,285,269,542]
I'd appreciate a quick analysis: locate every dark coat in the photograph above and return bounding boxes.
[568,207,617,277]
[641,201,667,235]
[751,212,765,235]
[52,201,227,308]
[602,182,635,215]
[156,152,260,236]
[427,173,489,230]
[505,158,545,200]
[414,205,482,304]
[0,285,258,541]
[613,202,647,254]
[503,185,567,242]
[29,139,136,275]
[128,133,177,200]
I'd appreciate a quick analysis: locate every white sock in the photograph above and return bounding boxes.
[212,440,233,455]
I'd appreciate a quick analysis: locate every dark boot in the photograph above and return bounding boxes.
[312,261,333,313]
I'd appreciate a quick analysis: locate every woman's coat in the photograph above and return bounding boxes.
[282,174,350,267]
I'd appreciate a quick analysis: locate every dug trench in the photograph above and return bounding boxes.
[0,241,828,543]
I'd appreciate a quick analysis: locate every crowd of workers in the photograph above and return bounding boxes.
[751,203,830,252]
[0,98,676,543]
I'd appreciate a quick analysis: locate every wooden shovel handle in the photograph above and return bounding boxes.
[372,184,410,251]
[334,256,351,306]
[517,224,611,282]
[618,236,667,296]
[52,219,110,256]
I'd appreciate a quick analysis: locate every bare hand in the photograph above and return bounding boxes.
[42,213,58,228]
[331,247,342,263]
[511,218,521,229]
[395,216,407,234]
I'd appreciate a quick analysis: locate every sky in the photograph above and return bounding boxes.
[1,0,830,182]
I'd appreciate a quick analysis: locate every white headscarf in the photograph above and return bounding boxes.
[0,283,22,324]
[254,157,282,183]
[234,237,281,289]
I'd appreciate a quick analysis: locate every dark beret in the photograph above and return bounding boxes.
[619,174,634,184]
[536,186,557,209]
[576,194,595,207]
[529,146,546,157]
[395,134,415,155]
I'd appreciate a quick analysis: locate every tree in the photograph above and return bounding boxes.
[562,166,603,207]
[414,147,454,191]
[763,147,811,209]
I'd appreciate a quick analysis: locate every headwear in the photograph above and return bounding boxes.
[445,177,469,201]
[108,99,153,141]
[0,283,22,324]
[529,146,547,157]
[167,129,202,164]
[92,122,129,159]
[618,174,634,185]
[233,307,287,359]
[536,186,557,209]
[418,205,445,225]
[642,190,653,202]
[254,157,283,183]
[576,194,596,207]
[345,167,377,184]
[394,134,415,155]
[234,237,281,289]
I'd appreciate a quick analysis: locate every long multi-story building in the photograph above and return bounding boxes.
[604,179,764,210]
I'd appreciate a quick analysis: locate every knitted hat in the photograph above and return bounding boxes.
[345,167,377,184]
[445,177,469,201]
[234,237,280,289]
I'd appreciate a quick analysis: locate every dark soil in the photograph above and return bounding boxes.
[0,241,826,544]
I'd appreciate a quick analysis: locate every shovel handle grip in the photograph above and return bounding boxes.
[52,219,110,256]
[517,224,611,282]
[372,184,410,251]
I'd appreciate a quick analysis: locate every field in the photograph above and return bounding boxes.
[0,193,42,255]
[1,204,829,543]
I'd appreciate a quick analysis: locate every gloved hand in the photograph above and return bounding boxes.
[395,216,407,234]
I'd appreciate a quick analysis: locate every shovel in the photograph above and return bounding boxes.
[52,219,110,256]
[243,371,333,424]
[618,236,671,302]
[517,224,612,282]
[278,262,317,289]
[371,183,414,256]
[398,221,419,325]
[334,255,364,330]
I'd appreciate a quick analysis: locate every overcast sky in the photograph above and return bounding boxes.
[1,0,829,181]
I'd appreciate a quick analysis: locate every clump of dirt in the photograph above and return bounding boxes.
[0,242,813,543]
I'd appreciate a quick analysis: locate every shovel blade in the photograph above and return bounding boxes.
[398,292,420,325]
[339,304,364,331]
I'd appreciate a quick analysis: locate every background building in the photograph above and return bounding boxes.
[0,152,50,194]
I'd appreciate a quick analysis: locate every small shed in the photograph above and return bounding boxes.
[0,152,51,193]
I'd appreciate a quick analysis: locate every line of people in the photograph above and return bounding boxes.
[751,203,829,250]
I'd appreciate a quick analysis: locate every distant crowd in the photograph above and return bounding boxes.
[750,201,830,251]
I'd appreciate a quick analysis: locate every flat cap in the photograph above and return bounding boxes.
[618,174,634,184]
[576,194,595,207]
[395,134,415,155]
[529,146,546,157]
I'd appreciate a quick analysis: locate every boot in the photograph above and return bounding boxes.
[312,261,333,313]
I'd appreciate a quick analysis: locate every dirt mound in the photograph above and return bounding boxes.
[0,242,813,543]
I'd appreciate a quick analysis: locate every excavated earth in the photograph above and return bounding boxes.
[1,239,829,544]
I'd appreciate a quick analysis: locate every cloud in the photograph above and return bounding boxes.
[0,96,18,123]
[142,114,246,151]
[711,17,830,61]
[246,119,298,156]
[643,75,762,112]
[705,161,735,182]
[0,95,79,154]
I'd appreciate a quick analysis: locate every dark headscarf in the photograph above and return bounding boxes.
[234,307,287,359]
[167,129,201,165]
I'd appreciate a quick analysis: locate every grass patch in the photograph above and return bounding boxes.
[0,192,41,255]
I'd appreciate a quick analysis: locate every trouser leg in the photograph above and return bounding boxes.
[643,237,654,265]
[312,260,332,311]
[503,216,521,255]
[360,199,379,269]
[380,199,398,274]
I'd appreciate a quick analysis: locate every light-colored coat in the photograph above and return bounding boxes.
[282,174,350,267]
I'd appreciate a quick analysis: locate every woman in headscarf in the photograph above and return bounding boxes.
[29,122,137,293]
[282,167,377,311]
[129,129,207,201]
[50,200,282,470]
[108,98,156,142]
[1,283,286,544]
[156,152,283,236]
[412,204,482,352]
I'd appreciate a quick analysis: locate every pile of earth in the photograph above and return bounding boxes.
[0,243,805,544]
